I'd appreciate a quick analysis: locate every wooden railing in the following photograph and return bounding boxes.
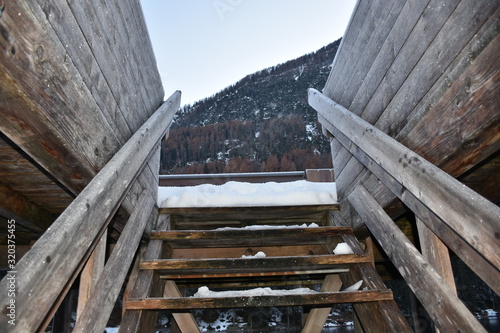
[159,169,334,186]
[309,88,499,332]
[0,91,181,333]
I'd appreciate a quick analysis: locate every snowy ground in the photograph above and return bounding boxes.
[158,180,337,207]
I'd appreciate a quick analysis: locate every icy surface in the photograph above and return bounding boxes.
[158,180,337,207]
[333,242,354,255]
[193,286,318,298]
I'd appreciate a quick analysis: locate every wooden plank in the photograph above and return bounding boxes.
[163,281,201,333]
[346,0,432,115]
[340,233,412,333]
[348,185,486,333]
[395,7,500,141]
[76,230,107,320]
[35,0,132,142]
[323,0,373,99]
[73,191,156,333]
[416,217,457,293]
[305,169,335,182]
[0,0,123,183]
[336,0,407,108]
[125,290,394,310]
[119,214,170,333]
[372,0,499,135]
[302,274,343,333]
[401,31,500,177]
[0,91,180,332]
[141,254,371,275]
[170,245,331,259]
[309,88,500,271]
[151,226,351,247]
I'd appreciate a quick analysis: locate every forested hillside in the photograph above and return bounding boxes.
[160,38,341,174]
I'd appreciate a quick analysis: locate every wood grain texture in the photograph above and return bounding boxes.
[0,92,180,332]
[125,290,394,310]
[141,254,371,275]
[310,88,500,271]
[348,185,486,333]
[73,191,155,333]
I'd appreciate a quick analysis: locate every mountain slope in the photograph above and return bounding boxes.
[161,38,341,174]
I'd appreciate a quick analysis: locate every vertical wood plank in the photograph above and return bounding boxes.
[164,281,201,333]
[348,185,486,333]
[72,191,156,333]
[301,275,342,333]
[416,217,456,293]
[77,230,107,320]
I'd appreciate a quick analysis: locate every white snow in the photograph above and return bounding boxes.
[343,280,363,292]
[241,251,266,258]
[158,180,337,207]
[216,222,319,231]
[193,286,318,298]
[333,242,354,255]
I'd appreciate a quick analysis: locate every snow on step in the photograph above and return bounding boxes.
[192,286,318,298]
[158,180,337,207]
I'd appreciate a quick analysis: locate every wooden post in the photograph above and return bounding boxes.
[77,230,107,320]
[348,185,486,333]
[416,217,456,293]
[119,214,170,333]
[0,91,181,332]
[301,274,342,333]
[164,281,201,332]
[72,191,156,333]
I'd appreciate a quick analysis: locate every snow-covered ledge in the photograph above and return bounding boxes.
[158,180,337,208]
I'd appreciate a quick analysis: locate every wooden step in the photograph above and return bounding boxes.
[160,204,338,229]
[140,254,371,275]
[124,289,394,310]
[150,226,352,248]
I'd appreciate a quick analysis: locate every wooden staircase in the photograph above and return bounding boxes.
[120,204,412,332]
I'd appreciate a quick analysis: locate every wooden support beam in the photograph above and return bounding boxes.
[340,233,412,333]
[73,191,156,333]
[348,185,486,333]
[163,281,201,333]
[416,217,457,293]
[301,274,342,333]
[0,91,180,332]
[125,290,394,310]
[141,254,371,274]
[119,215,171,333]
[77,230,107,320]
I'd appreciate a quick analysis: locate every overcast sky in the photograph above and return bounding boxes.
[140,0,357,106]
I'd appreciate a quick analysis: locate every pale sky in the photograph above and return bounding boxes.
[140,0,357,106]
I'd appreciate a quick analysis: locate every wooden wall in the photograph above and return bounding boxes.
[322,0,500,229]
[0,0,165,242]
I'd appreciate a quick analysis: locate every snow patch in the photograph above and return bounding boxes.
[216,222,319,231]
[158,180,337,207]
[193,286,318,298]
[333,242,354,255]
